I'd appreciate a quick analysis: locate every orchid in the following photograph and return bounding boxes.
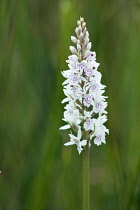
[64,127,87,154]
[60,17,109,154]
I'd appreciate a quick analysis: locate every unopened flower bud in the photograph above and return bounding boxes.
[82,22,86,29]
[75,27,79,35]
[86,31,89,37]
[69,46,77,54]
[77,20,81,26]
[85,36,89,44]
[78,26,82,32]
[80,17,84,23]
[71,36,77,44]
[80,32,84,39]
[87,42,92,50]
[77,44,81,52]
[83,27,87,34]
[77,40,80,45]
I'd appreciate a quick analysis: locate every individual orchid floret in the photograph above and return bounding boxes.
[64,127,87,154]
[60,17,109,153]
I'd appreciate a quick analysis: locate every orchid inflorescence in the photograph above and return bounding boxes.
[60,17,109,154]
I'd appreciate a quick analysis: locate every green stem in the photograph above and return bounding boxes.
[82,144,90,210]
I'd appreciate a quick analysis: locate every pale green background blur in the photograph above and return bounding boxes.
[0,0,140,210]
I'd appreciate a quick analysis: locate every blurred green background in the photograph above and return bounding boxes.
[0,0,140,209]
